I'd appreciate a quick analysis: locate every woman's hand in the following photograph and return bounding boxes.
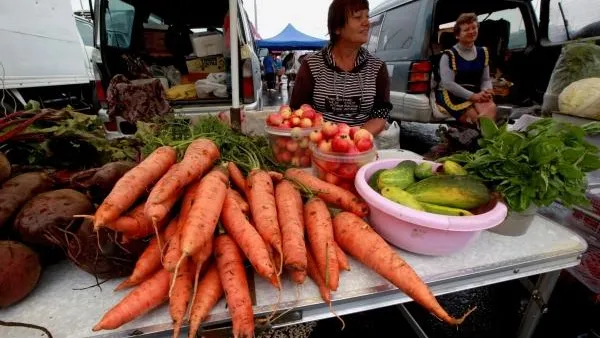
[469,91,492,103]
[362,118,386,137]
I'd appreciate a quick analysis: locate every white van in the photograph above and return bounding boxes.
[0,0,97,112]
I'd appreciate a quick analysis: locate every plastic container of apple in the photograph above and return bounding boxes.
[265,105,377,183]
[265,104,324,168]
[309,122,377,192]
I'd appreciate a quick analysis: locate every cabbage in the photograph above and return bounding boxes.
[558,77,600,120]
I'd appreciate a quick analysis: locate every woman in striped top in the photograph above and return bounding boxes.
[289,0,392,136]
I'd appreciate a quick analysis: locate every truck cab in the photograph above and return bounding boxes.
[368,0,600,123]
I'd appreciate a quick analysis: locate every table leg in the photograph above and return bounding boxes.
[397,304,429,338]
[516,270,561,338]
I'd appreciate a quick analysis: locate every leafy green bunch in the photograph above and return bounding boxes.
[440,118,600,212]
[135,115,284,173]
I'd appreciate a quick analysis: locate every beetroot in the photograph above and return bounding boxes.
[0,241,41,308]
[66,219,145,279]
[70,161,135,203]
[14,189,93,247]
[0,152,10,184]
[0,172,53,229]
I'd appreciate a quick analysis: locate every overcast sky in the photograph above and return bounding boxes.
[70,0,387,39]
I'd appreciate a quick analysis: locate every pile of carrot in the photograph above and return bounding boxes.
[86,141,472,337]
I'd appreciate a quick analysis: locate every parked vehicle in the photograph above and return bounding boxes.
[92,0,263,117]
[368,0,600,123]
[0,0,97,113]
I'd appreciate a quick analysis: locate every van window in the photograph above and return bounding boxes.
[547,0,600,42]
[105,0,135,48]
[478,8,527,49]
[439,8,528,50]
[367,14,383,53]
[76,19,94,47]
[377,1,421,51]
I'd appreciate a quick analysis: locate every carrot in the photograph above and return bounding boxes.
[332,212,475,325]
[229,188,249,214]
[173,168,228,288]
[189,238,214,310]
[221,189,279,288]
[285,168,369,217]
[188,264,223,338]
[268,171,284,182]
[334,242,350,271]
[227,162,247,193]
[163,227,183,272]
[162,182,200,272]
[92,268,170,331]
[275,180,306,273]
[247,169,283,274]
[215,235,254,338]
[304,197,338,291]
[89,146,177,229]
[290,269,307,285]
[115,217,179,291]
[117,201,173,241]
[169,257,194,338]
[306,250,330,304]
[145,139,219,221]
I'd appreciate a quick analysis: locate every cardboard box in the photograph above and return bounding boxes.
[186,55,226,74]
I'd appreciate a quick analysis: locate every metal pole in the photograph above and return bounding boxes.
[229,0,241,131]
[254,0,258,32]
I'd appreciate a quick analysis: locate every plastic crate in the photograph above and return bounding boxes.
[568,246,600,295]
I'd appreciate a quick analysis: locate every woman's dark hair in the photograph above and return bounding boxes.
[327,0,369,45]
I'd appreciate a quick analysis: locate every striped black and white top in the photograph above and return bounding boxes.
[289,45,392,126]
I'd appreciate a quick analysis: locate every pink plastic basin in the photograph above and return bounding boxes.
[355,158,508,256]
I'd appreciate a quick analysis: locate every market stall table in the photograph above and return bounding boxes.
[0,213,586,338]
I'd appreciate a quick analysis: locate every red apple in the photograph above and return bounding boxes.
[278,151,292,163]
[298,137,310,149]
[293,109,304,118]
[290,117,301,126]
[300,118,313,128]
[290,127,304,140]
[356,138,374,152]
[331,134,352,153]
[337,163,358,179]
[337,123,351,136]
[300,155,311,167]
[347,144,360,154]
[321,121,339,139]
[280,106,292,119]
[353,128,374,143]
[349,126,360,139]
[300,104,313,110]
[286,139,299,152]
[324,160,340,172]
[313,114,324,127]
[324,172,339,185]
[280,120,292,129]
[267,113,283,126]
[275,137,287,148]
[302,109,316,120]
[279,104,290,112]
[309,130,323,143]
[318,139,332,153]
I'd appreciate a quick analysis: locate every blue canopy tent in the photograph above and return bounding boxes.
[257,24,327,50]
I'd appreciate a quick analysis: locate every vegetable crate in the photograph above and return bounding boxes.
[568,246,600,295]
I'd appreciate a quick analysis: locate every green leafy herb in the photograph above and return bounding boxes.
[135,115,284,173]
[439,117,600,212]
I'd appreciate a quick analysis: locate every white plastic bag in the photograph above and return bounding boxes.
[374,121,401,150]
[195,79,227,98]
[558,77,600,120]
